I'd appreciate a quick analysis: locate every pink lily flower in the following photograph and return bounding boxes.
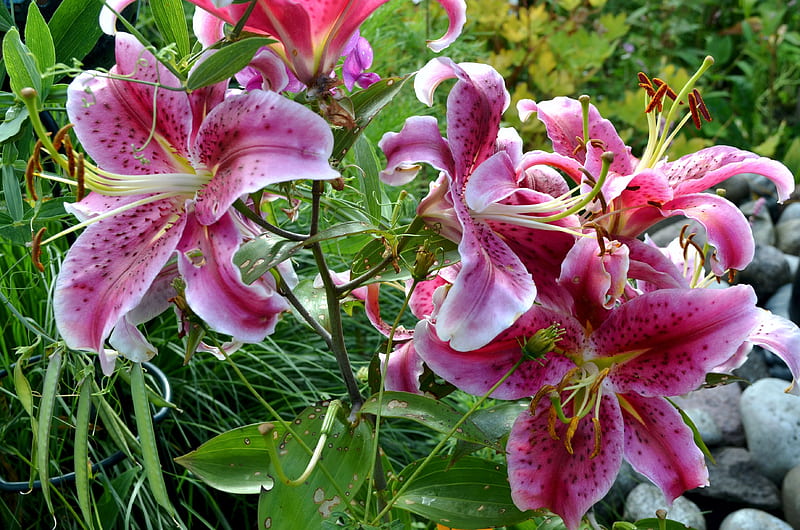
[413,236,800,529]
[518,61,795,275]
[52,33,338,368]
[181,0,466,87]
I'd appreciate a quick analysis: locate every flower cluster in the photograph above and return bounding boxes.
[379,57,800,528]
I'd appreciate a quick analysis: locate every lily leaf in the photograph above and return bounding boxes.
[151,0,190,59]
[2,27,42,95]
[359,391,499,450]
[174,423,276,495]
[187,37,274,91]
[24,2,54,98]
[48,0,104,65]
[234,221,379,285]
[391,456,533,528]
[332,75,410,162]
[256,403,372,529]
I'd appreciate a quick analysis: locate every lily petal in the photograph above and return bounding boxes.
[54,197,187,353]
[747,308,800,388]
[664,145,795,202]
[507,395,624,530]
[177,212,289,342]
[193,89,338,225]
[594,286,759,397]
[381,341,424,394]
[620,393,709,502]
[379,115,455,185]
[99,0,137,35]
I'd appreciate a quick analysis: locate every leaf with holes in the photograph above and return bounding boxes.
[257,403,372,529]
[391,456,533,528]
[174,424,275,494]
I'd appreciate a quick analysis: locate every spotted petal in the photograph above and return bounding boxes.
[54,197,187,354]
[177,212,289,342]
[507,395,624,530]
[619,393,709,502]
[592,286,759,397]
[192,89,339,225]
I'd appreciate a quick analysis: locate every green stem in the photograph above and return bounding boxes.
[309,181,364,409]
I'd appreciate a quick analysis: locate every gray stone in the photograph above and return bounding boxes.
[740,378,800,483]
[745,173,784,199]
[782,464,800,530]
[672,384,744,446]
[776,218,800,256]
[692,447,780,509]
[647,218,705,248]
[719,508,792,530]
[766,283,794,321]
[623,483,706,530]
[683,408,722,446]
[735,245,792,304]
[740,199,776,246]
[713,173,751,205]
[734,346,771,386]
[778,202,800,223]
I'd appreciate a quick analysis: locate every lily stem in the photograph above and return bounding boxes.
[309,181,364,410]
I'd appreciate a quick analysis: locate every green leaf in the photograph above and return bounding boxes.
[288,278,331,331]
[48,0,104,65]
[452,401,529,459]
[331,75,410,162]
[24,2,55,98]
[186,37,274,91]
[151,0,190,59]
[2,154,23,222]
[353,135,391,224]
[234,221,379,284]
[360,391,499,449]
[0,103,29,142]
[633,518,700,530]
[702,372,747,389]
[175,423,277,494]
[256,403,372,529]
[0,1,13,32]
[75,375,97,530]
[2,27,42,95]
[391,456,533,528]
[350,217,459,283]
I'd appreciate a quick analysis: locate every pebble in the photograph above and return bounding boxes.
[782,464,800,530]
[775,217,800,256]
[672,384,744,447]
[719,508,793,530]
[740,199,776,246]
[740,378,800,483]
[735,245,792,303]
[623,483,706,530]
[692,447,781,509]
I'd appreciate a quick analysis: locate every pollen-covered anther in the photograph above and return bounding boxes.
[645,82,669,114]
[25,153,40,201]
[652,78,678,101]
[76,153,86,201]
[547,406,560,441]
[563,415,581,455]
[530,384,558,414]
[31,227,47,272]
[52,124,75,152]
[590,417,602,459]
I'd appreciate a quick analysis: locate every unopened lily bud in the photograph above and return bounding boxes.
[412,246,436,281]
[521,323,565,361]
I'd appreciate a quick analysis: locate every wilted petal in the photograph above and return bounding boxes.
[664,145,795,202]
[193,89,338,225]
[593,286,759,397]
[177,212,289,342]
[508,395,624,530]
[620,393,709,501]
[54,197,187,353]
